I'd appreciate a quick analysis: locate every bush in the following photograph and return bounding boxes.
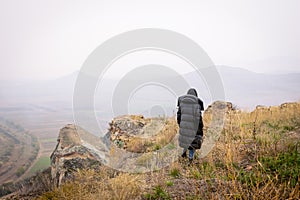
[169,168,180,178]
[16,167,25,177]
[144,185,170,200]
[165,180,174,187]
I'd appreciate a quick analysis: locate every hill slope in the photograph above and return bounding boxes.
[1,101,300,199]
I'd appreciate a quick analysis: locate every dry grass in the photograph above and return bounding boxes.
[126,137,148,153]
[188,102,300,199]
[37,166,142,200]
[38,102,300,200]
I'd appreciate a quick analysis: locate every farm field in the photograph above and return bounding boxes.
[27,156,51,178]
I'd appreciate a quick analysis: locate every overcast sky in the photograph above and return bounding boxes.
[0,0,299,81]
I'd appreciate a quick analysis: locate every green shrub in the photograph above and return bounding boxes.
[144,185,170,200]
[154,144,161,151]
[165,180,174,187]
[169,168,180,178]
[16,167,25,177]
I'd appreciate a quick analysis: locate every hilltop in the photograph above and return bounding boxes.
[1,101,300,199]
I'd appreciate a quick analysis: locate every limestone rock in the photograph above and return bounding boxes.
[50,124,108,186]
[109,115,167,152]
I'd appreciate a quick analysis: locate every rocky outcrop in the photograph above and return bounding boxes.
[49,101,237,183]
[109,115,151,149]
[200,101,234,158]
[109,115,176,153]
[49,102,235,181]
[50,116,179,176]
[50,124,108,186]
[107,115,179,172]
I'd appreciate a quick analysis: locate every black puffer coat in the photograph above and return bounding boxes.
[177,88,204,149]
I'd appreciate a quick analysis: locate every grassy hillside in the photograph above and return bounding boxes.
[0,117,39,185]
[38,102,300,199]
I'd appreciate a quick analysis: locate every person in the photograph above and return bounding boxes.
[177,88,204,162]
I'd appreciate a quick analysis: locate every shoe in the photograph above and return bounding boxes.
[181,151,187,158]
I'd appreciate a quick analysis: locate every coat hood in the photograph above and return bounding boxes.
[187,88,198,97]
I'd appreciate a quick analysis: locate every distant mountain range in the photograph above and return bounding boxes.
[186,65,300,109]
[0,66,299,114]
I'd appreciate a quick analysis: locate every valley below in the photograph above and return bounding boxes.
[0,103,74,184]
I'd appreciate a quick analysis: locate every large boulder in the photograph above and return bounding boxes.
[109,115,174,152]
[50,124,107,186]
